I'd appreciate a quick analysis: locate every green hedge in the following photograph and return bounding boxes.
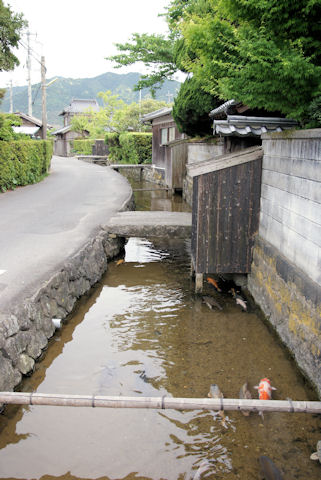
[105,133,121,163]
[0,140,53,192]
[105,132,152,164]
[72,139,95,155]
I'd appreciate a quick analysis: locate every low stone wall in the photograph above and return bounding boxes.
[142,165,166,186]
[0,197,134,394]
[248,237,321,395]
[114,165,166,186]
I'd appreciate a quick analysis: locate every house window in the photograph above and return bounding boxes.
[161,128,168,145]
[168,127,176,142]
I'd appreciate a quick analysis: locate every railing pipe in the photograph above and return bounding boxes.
[0,392,320,414]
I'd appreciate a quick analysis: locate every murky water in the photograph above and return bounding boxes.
[0,178,320,480]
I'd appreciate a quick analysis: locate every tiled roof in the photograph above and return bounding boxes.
[141,107,172,123]
[59,99,99,116]
[14,112,53,129]
[51,125,72,135]
[213,115,298,137]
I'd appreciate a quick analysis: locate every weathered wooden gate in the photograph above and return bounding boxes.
[189,147,263,287]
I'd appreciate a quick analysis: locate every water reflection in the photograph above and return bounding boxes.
[0,181,320,480]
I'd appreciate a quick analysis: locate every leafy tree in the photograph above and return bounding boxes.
[0,1,26,72]
[112,98,168,133]
[70,93,169,137]
[70,115,89,138]
[172,76,219,136]
[181,0,321,122]
[107,33,177,95]
[0,112,22,140]
[107,1,198,92]
[109,0,321,125]
[70,91,125,138]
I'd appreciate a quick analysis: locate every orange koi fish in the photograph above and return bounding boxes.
[206,277,222,292]
[254,378,276,400]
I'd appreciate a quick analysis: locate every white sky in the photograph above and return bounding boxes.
[0,0,171,88]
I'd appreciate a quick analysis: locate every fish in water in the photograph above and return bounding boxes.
[254,378,276,420]
[206,277,222,292]
[239,381,252,416]
[116,259,124,266]
[254,378,276,400]
[202,295,223,311]
[231,288,247,311]
[259,455,284,480]
[192,460,211,479]
[208,383,227,427]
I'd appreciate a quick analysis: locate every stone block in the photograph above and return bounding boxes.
[5,331,31,364]
[17,353,35,375]
[26,330,48,359]
[0,353,21,390]
[0,314,19,338]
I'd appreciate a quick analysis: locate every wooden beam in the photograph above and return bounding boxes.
[0,392,320,414]
[195,273,203,293]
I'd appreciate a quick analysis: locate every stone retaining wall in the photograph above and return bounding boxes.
[116,165,166,186]
[248,237,321,395]
[0,197,134,394]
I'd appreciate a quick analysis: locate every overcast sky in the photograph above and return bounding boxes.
[0,0,171,88]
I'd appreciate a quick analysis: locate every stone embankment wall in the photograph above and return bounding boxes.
[0,198,134,394]
[115,165,166,186]
[248,129,321,395]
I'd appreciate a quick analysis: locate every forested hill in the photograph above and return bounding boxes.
[0,72,180,126]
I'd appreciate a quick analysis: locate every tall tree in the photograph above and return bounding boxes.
[181,0,321,122]
[107,1,196,92]
[0,1,26,72]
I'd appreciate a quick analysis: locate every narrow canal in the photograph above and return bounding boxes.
[0,176,320,480]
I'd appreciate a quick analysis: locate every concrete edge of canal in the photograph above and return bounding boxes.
[0,190,135,396]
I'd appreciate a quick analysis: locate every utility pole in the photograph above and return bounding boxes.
[27,31,33,116]
[139,89,142,132]
[41,56,47,140]
[8,80,13,113]
[166,91,173,104]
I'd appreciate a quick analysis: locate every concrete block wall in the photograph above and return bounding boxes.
[248,129,321,395]
[259,129,321,285]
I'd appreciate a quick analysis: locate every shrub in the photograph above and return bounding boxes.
[72,139,95,155]
[0,140,53,192]
[172,77,220,137]
[105,132,152,164]
[105,132,122,163]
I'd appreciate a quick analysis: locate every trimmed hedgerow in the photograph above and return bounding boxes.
[0,140,53,192]
[105,132,152,164]
[72,139,95,155]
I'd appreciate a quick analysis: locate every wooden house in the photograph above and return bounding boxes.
[52,99,98,156]
[188,146,264,291]
[59,98,99,127]
[142,107,186,191]
[13,112,53,138]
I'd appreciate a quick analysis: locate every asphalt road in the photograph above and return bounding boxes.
[0,156,132,312]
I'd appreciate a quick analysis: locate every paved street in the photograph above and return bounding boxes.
[0,156,132,312]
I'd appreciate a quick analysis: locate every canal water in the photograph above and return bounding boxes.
[0,177,320,480]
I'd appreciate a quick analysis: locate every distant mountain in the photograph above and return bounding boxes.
[0,72,180,127]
